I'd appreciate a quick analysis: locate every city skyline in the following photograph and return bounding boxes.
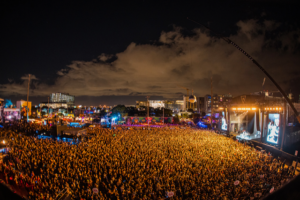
[1,1,300,105]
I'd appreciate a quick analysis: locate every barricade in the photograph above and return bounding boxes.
[251,140,300,165]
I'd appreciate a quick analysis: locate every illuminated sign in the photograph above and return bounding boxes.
[231,107,256,111]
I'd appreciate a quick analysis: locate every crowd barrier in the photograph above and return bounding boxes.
[250,140,300,165]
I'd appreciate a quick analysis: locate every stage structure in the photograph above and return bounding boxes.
[221,102,285,147]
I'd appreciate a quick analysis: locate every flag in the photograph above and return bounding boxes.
[262,78,265,86]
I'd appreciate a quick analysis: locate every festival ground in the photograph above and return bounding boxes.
[0,124,298,200]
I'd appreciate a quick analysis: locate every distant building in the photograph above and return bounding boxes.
[16,100,32,116]
[203,94,232,114]
[197,97,205,114]
[50,93,75,108]
[164,100,184,112]
[125,105,136,108]
[0,98,4,107]
[39,102,68,109]
[136,100,165,109]
[183,95,197,112]
[39,93,75,110]
[136,100,183,112]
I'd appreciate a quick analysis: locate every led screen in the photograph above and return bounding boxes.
[267,113,280,144]
[221,117,227,131]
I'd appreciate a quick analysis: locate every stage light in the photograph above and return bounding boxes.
[232,108,236,110]
[279,108,282,110]
[237,108,241,110]
[276,107,278,110]
[252,108,256,110]
[2,140,5,144]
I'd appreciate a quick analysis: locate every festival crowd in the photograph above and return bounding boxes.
[0,125,297,200]
[1,121,51,135]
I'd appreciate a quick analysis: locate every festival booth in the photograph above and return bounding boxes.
[0,108,21,123]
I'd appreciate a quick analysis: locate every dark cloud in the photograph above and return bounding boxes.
[1,19,300,102]
[148,86,162,89]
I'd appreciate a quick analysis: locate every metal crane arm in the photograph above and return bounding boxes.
[187,18,300,123]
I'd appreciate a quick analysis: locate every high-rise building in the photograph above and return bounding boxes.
[164,100,184,112]
[203,94,232,114]
[197,97,205,114]
[50,93,75,108]
[183,95,197,111]
[136,100,164,109]
[136,100,183,111]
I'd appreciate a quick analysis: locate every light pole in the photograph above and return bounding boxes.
[211,76,213,129]
[163,107,164,126]
[146,96,150,129]
[48,97,50,125]
[26,74,31,122]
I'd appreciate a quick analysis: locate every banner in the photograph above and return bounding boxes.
[92,188,99,193]
[166,191,174,197]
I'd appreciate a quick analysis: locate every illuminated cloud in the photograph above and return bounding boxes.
[1,19,300,98]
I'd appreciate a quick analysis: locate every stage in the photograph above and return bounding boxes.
[234,132,261,141]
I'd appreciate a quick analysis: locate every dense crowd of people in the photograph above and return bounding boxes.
[1,121,51,135]
[0,123,297,200]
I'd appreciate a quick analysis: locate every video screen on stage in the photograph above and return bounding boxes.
[221,112,227,131]
[267,113,280,144]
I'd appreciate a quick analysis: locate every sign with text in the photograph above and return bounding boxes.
[92,188,98,193]
[167,191,174,197]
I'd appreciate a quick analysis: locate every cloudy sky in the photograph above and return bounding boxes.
[1,1,300,105]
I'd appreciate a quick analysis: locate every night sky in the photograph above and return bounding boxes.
[1,0,300,106]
